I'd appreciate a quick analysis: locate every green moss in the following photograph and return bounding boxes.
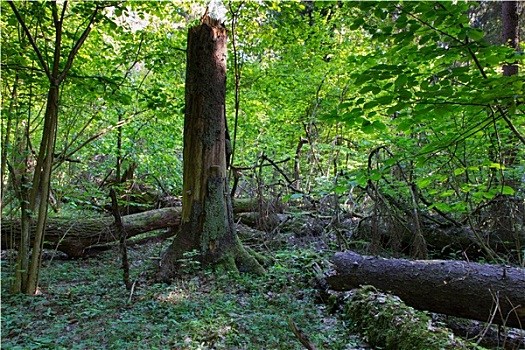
[199,235,265,277]
[343,286,486,350]
[215,253,239,277]
[201,176,228,252]
[245,246,273,266]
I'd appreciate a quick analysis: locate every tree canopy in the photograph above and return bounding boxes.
[2,0,524,274]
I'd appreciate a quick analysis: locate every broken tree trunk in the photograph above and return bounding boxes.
[158,16,264,280]
[1,207,181,258]
[327,251,525,329]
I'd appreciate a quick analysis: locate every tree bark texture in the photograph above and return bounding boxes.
[327,251,525,329]
[497,0,521,241]
[2,208,181,258]
[159,17,264,280]
[502,1,519,76]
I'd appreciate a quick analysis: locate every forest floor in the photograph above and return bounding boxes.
[1,231,371,350]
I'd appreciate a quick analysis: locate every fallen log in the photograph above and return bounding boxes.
[232,198,259,214]
[423,224,524,260]
[327,251,525,329]
[358,217,525,261]
[1,207,182,258]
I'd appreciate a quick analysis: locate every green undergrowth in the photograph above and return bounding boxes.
[1,239,368,349]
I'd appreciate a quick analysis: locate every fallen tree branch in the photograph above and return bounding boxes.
[2,200,265,258]
[288,318,317,350]
[2,207,182,258]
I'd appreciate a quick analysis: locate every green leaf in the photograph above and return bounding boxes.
[460,184,473,193]
[483,190,497,199]
[416,178,432,189]
[501,186,515,195]
[371,121,386,130]
[363,100,379,110]
[361,119,375,134]
[467,28,484,41]
[487,162,505,170]
[333,185,347,195]
[440,190,455,197]
[397,119,413,132]
[395,75,407,89]
[453,168,466,176]
[432,202,452,212]
[283,193,303,202]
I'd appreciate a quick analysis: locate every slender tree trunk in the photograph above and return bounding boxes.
[1,75,18,208]
[26,84,60,293]
[11,92,56,294]
[494,1,521,241]
[294,137,308,190]
[502,1,519,77]
[7,1,99,294]
[159,16,264,280]
[11,134,32,293]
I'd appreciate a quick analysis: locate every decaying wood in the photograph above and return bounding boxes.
[1,200,267,258]
[158,15,264,280]
[1,207,182,258]
[232,198,258,213]
[343,286,473,350]
[236,212,288,228]
[327,251,525,329]
[357,215,525,260]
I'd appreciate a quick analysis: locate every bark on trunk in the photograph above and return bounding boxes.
[2,208,181,258]
[159,16,264,280]
[502,1,519,76]
[496,1,521,242]
[327,251,525,329]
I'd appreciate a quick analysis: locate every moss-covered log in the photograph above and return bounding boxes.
[232,198,258,213]
[343,286,482,350]
[328,251,525,329]
[2,201,262,259]
[1,207,181,258]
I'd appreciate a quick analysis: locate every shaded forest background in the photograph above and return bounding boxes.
[2,0,523,260]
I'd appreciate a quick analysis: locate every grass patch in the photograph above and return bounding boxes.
[1,240,369,349]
